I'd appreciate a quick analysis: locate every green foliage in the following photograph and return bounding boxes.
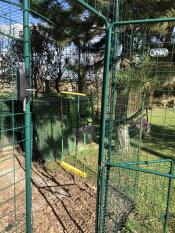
[116,56,155,94]
[30,0,104,43]
[121,0,175,20]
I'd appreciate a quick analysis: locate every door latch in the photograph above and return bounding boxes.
[17,67,35,111]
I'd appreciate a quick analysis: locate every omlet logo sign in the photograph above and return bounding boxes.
[150,48,169,57]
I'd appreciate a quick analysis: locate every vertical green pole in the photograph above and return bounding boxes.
[108,0,120,159]
[164,162,174,233]
[95,24,112,233]
[61,137,64,161]
[75,96,80,163]
[77,96,80,118]
[99,2,120,232]
[12,101,17,232]
[83,133,87,173]
[23,0,32,232]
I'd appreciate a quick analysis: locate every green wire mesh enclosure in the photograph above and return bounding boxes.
[102,160,175,233]
[29,24,102,176]
[1,0,175,233]
[93,2,175,233]
[32,94,96,168]
[0,1,26,232]
[0,0,31,232]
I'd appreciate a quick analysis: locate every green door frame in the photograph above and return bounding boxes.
[2,0,175,232]
[23,0,32,232]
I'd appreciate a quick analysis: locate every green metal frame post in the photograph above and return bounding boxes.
[23,0,32,232]
[61,137,64,161]
[164,162,174,233]
[75,96,80,164]
[95,24,112,233]
[83,133,87,173]
[100,1,120,231]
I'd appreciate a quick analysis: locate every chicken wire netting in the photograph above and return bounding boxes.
[0,1,27,232]
[97,19,175,233]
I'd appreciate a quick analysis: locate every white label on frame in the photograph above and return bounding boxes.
[150,48,169,57]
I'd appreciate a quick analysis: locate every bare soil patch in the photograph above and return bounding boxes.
[0,147,96,233]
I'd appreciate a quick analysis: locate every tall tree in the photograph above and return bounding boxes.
[29,0,105,92]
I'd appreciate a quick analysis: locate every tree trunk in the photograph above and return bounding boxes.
[55,63,62,93]
[45,80,50,93]
[55,79,60,93]
[116,124,130,152]
[115,93,131,152]
[78,76,84,92]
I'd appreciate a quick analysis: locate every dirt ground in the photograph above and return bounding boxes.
[31,163,96,233]
[0,147,96,233]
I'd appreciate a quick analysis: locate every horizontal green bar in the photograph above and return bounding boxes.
[0,113,24,118]
[0,124,30,133]
[0,97,17,101]
[113,17,175,26]
[105,162,175,179]
[110,159,174,167]
[0,30,22,41]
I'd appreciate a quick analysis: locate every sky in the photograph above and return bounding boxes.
[0,0,42,41]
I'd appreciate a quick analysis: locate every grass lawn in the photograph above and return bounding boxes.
[141,107,175,160]
[62,142,99,180]
[122,107,175,232]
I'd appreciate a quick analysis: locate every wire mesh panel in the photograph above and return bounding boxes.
[32,93,99,180]
[0,1,31,232]
[101,161,175,233]
[97,17,175,233]
[0,100,26,232]
[60,94,97,175]
[104,22,175,164]
[27,1,105,179]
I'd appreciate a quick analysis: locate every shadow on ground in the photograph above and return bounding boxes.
[16,155,96,233]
